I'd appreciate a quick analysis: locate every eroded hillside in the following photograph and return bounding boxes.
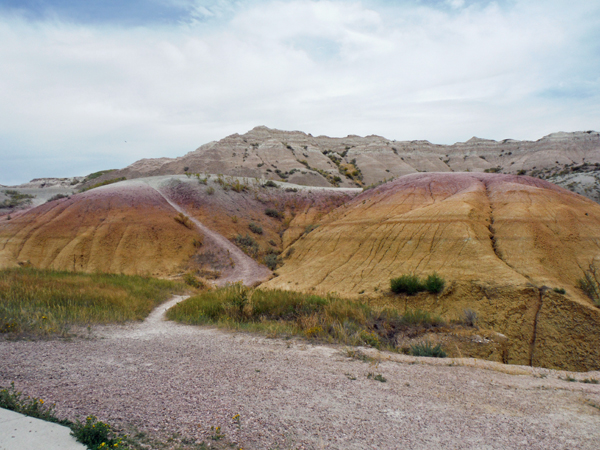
[264,173,600,371]
[80,126,600,201]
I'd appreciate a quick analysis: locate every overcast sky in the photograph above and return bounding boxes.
[1,0,598,185]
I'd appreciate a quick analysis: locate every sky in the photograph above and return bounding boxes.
[0,0,599,185]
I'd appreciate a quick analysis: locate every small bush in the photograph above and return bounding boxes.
[263,253,280,270]
[234,234,259,257]
[248,222,263,234]
[174,212,193,229]
[206,186,215,195]
[462,309,478,327]
[391,273,445,295]
[424,273,445,293]
[390,274,422,295]
[71,416,122,450]
[553,287,566,295]
[46,193,69,203]
[183,272,205,289]
[410,342,447,358]
[264,180,278,188]
[265,208,283,219]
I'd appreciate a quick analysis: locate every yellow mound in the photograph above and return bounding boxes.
[266,173,600,371]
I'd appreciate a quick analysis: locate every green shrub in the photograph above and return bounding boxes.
[248,222,263,234]
[263,253,280,270]
[410,342,447,358]
[265,208,283,219]
[390,274,423,295]
[71,416,122,450]
[234,234,259,257]
[206,186,215,195]
[0,382,66,425]
[424,273,445,293]
[264,180,278,188]
[390,273,445,295]
[553,287,566,295]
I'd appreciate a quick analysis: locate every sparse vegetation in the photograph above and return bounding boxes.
[80,177,127,192]
[248,222,263,234]
[461,309,478,327]
[83,169,116,183]
[71,415,123,450]
[264,180,278,188]
[263,253,281,270]
[46,193,69,203]
[553,287,566,295]
[233,234,259,257]
[1,190,35,208]
[174,212,193,229]
[265,208,283,219]
[390,273,445,295]
[484,167,502,173]
[410,342,447,358]
[167,285,447,353]
[0,382,67,425]
[578,264,600,306]
[206,186,215,195]
[0,268,186,336]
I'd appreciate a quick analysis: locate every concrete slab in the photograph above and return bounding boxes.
[0,408,86,450]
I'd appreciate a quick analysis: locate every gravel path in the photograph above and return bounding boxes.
[1,298,600,449]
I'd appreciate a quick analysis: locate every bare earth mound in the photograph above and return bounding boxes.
[265,173,600,371]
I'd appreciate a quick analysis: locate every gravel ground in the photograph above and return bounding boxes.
[1,296,600,450]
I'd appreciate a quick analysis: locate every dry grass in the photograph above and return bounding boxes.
[0,268,187,336]
[167,284,446,351]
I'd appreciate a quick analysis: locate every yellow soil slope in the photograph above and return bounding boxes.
[0,182,199,276]
[266,173,600,371]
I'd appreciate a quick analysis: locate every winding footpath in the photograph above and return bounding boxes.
[146,178,271,286]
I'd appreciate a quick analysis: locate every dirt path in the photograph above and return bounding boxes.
[146,178,271,286]
[1,296,600,450]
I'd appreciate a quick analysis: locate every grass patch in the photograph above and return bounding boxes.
[80,177,126,193]
[0,382,69,425]
[410,342,447,358]
[167,285,447,352]
[390,272,445,295]
[0,268,186,336]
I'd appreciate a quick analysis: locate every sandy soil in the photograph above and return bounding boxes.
[1,296,599,450]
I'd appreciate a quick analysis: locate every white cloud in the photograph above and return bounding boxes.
[0,0,599,184]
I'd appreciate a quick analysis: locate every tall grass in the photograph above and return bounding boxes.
[167,284,446,351]
[0,268,186,335]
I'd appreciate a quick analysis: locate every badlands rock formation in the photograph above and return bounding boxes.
[80,126,600,201]
[0,176,354,279]
[266,173,600,371]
